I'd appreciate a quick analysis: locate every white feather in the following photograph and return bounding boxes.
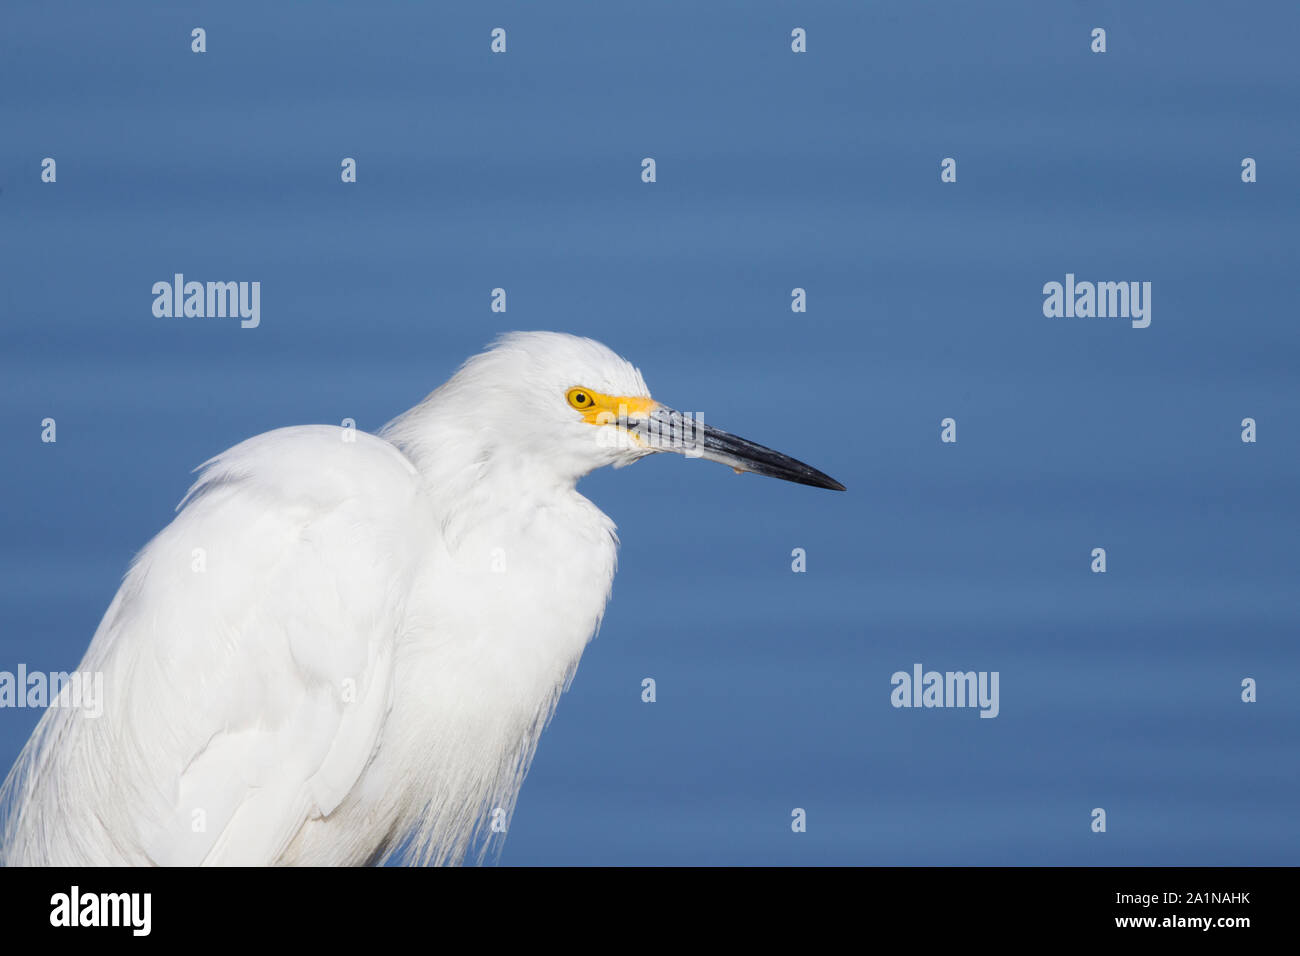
[0,332,647,866]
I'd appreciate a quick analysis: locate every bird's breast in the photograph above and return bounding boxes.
[421,493,617,679]
[355,493,618,860]
[390,491,617,731]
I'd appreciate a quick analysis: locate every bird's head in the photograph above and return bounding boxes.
[404,331,844,492]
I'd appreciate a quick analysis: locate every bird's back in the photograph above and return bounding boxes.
[1,425,439,864]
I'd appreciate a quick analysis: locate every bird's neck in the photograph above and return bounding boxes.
[380,397,581,549]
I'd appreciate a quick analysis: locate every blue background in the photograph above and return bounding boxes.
[1,1,1297,865]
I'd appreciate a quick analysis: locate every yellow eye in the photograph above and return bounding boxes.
[567,388,595,410]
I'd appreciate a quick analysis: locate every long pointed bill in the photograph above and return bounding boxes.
[632,404,845,491]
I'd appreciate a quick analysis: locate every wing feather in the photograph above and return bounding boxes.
[0,426,428,866]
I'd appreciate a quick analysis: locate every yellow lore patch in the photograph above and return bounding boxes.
[568,388,657,426]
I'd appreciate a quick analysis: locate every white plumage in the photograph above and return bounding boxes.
[0,331,841,866]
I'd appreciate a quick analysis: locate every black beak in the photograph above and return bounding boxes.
[635,405,845,492]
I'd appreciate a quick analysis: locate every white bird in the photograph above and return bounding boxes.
[0,331,842,866]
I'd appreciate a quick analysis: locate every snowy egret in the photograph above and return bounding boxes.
[0,331,842,866]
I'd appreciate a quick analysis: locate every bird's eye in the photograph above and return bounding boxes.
[567,388,595,410]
